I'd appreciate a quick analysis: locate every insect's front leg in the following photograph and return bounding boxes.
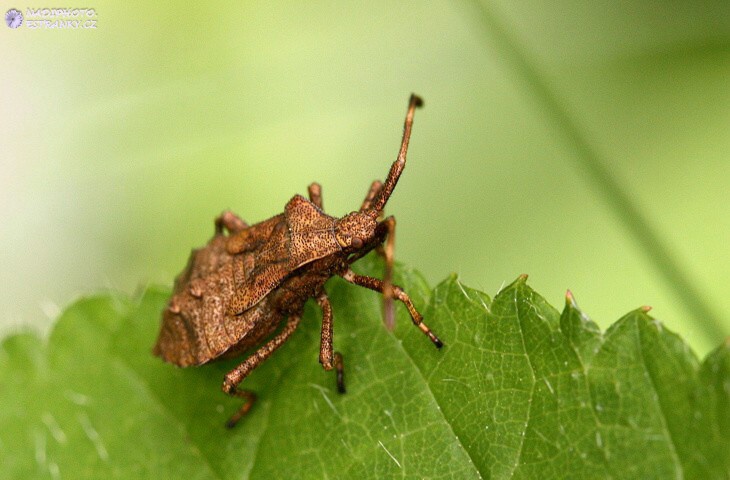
[316,291,345,393]
[340,269,443,349]
[215,210,249,235]
[308,182,323,210]
[221,312,302,428]
[377,216,397,330]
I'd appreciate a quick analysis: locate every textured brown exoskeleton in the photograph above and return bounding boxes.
[153,94,442,428]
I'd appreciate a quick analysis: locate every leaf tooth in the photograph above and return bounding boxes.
[501,274,529,292]
[565,289,576,307]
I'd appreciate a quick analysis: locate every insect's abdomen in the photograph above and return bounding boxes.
[153,235,281,366]
[154,289,282,366]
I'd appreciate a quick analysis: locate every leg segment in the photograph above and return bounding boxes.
[334,352,345,394]
[316,292,334,369]
[360,180,383,212]
[340,269,443,349]
[221,313,302,428]
[316,291,346,393]
[215,210,249,235]
[308,182,323,210]
[378,216,396,330]
[223,390,256,429]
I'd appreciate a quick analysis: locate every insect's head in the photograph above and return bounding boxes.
[334,212,377,251]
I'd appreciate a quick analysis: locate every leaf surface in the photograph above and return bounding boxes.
[2,258,728,479]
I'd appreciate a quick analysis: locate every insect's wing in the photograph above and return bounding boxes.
[225,216,291,315]
[155,266,283,366]
[227,195,341,314]
[154,234,239,366]
[155,227,290,365]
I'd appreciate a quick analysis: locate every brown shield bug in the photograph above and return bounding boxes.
[153,94,442,428]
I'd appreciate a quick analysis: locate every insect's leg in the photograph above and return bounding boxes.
[378,216,396,331]
[316,292,334,368]
[334,352,345,394]
[339,269,443,349]
[221,313,302,428]
[223,390,256,429]
[215,210,249,235]
[308,182,323,210]
[316,291,346,393]
[360,180,383,212]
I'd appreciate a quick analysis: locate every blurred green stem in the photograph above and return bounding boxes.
[466,0,726,343]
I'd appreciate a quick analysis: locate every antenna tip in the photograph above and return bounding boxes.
[410,94,424,108]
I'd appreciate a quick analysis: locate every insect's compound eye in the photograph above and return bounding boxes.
[351,237,363,249]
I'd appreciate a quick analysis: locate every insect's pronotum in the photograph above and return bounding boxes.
[153,94,442,427]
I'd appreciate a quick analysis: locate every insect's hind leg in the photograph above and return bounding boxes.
[308,183,323,210]
[316,291,346,393]
[221,313,302,428]
[215,210,249,235]
[340,269,443,349]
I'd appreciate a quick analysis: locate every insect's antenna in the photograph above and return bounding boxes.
[369,94,423,216]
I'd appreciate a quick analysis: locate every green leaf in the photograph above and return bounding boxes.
[2,257,728,479]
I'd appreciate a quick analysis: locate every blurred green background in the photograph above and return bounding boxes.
[1,1,728,356]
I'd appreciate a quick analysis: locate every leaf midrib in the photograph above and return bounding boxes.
[562,317,612,475]
[507,286,537,479]
[635,321,685,479]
